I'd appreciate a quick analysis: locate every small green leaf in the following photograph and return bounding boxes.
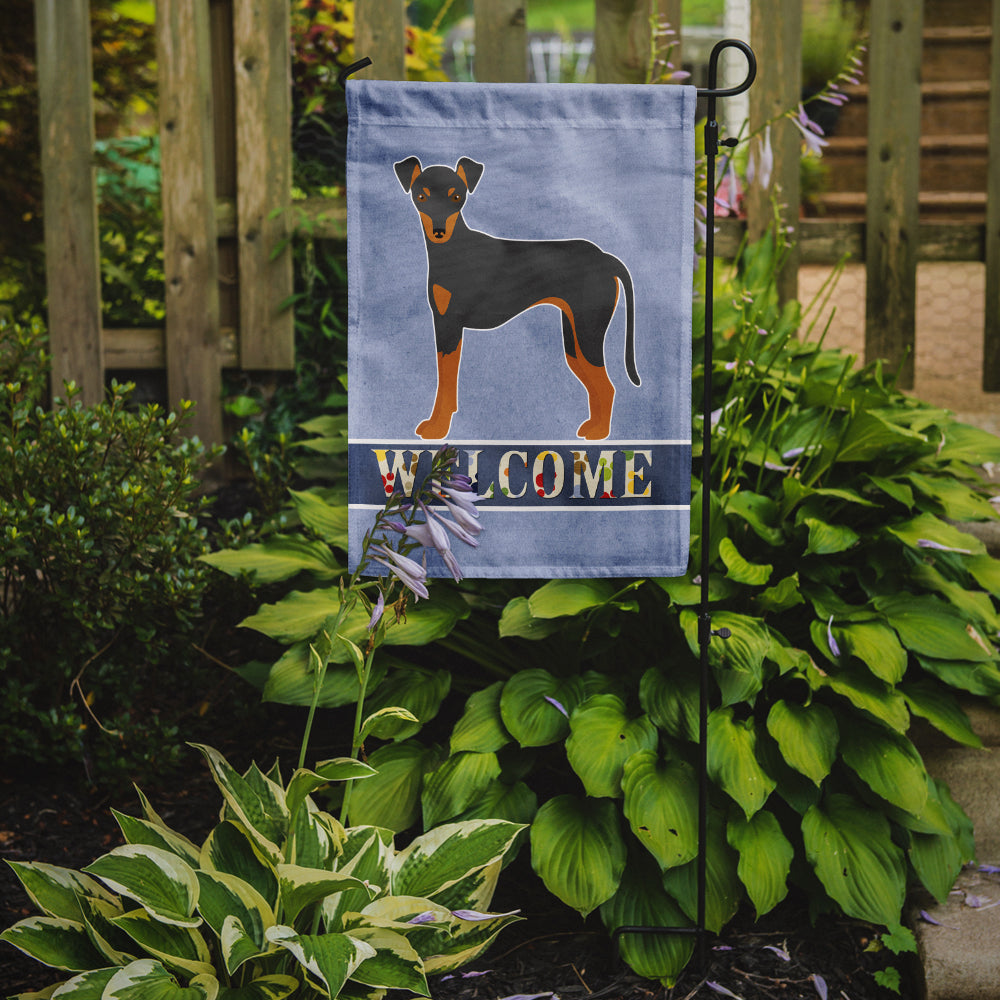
[765,700,838,786]
[498,597,564,639]
[527,579,616,618]
[718,537,773,586]
[450,682,511,754]
[707,707,776,818]
[803,517,859,556]
[727,811,793,917]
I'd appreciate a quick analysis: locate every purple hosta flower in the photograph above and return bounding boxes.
[371,543,430,600]
[919,909,958,929]
[706,983,742,999]
[496,994,557,1000]
[827,615,841,657]
[407,911,438,925]
[791,104,829,156]
[451,908,521,921]
[416,501,463,581]
[747,124,774,190]
[544,695,569,718]
[441,496,482,538]
[433,481,483,522]
[979,864,1000,874]
[428,502,480,548]
[441,970,493,982]
[763,944,790,962]
[367,591,385,631]
[812,974,828,1000]
[917,538,973,555]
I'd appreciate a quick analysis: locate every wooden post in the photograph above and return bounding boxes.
[233,0,294,369]
[594,0,662,84]
[983,0,1000,390]
[34,0,104,405]
[157,0,223,445]
[354,0,406,80]
[746,0,801,305]
[474,0,527,83]
[865,0,923,389]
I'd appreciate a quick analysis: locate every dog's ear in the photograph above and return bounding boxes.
[455,157,484,193]
[394,157,423,192]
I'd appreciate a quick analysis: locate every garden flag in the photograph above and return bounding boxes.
[347,79,696,577]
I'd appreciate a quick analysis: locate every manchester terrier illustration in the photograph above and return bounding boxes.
[394,156,639,441]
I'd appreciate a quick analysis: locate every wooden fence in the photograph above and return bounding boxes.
[33,0,1000,444]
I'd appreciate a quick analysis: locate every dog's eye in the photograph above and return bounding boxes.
[416,193,426,201]
[452,194,461,202]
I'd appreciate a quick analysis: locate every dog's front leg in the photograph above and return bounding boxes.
[415,326,463,439]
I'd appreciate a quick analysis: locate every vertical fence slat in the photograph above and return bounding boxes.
[594,0,655,84]
[865,0,923,389]
[747,0,801,305]
[474,0,527,82]
[983,0,1000,390]
[354,0,406,80]
[233,0,294,369]
[157,0,223,445]
[34,0,103,405]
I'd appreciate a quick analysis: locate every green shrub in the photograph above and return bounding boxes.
[0,317,220,783]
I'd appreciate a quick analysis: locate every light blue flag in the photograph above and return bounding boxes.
[347,80,696,578]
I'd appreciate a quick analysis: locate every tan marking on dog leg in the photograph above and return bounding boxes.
[416,346,462,439]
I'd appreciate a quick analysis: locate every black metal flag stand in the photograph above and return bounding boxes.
[339,37,758,974]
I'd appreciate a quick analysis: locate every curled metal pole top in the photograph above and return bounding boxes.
[338,57,373,90]
[696,39,756,99]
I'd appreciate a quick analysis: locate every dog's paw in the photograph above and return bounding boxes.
[416,416,452,440]
[576,417,611,440]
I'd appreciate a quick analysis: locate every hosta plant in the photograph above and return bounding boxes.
[1,744,523,999]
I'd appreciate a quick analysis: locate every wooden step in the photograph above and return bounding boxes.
[813,190,987,222]
[922,25,992,83]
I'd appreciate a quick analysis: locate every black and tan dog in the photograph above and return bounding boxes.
[394,156,639,440]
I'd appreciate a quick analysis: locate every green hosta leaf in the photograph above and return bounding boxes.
[661,810,741,933]
[265,926,375,998]
[393,819,524,900]
[83,846,200,928]
[654,572,737,606]
[839,719,928,816]
[216,975,299,1000]
[907,473,998,522]
[450,682,511,754]
[803,517,859,556]
[112,812,201,868]
[909,821,966,905]
[200,535,341,584]
[724,490,784,545]
[911,562,1000,633]
[755,573,804,614]
[527,579,616,618]
[639,664,699,742]
[285,759,376,822]
[497,596,564,639]
[565,695,658,798]
[916,655,1000,697]
[261,643,388,709]
[0,916,107,971]
[499,670,584,747]
[599,853,694,987]
[530,795,626,917]
[288,488,349,547]
[621,751,698,871]
[765,701,838,786]
[901,680,982,748]
[886,512,985,556]
[360,706,421,742]
[362,666,451,740]
[835,410,927,463]
[707,708,776,819]
[453,779,538,827]
[866,474,914,509]
[5,862,118,923]
[935,421,1000,464]
[200,822,278,910]
[111,909,214,978]
[718,537,772,586]
[190,746,287,862]
[195,871,273,974]
[802,793,906,926]
[727,811,793,917]
[874,594,995,662]
[421,751,502,828]
[810,661,910,732]
[680,610,770,706]
[103,959,218,1000]
[277,865,374,925]
[835,621,907,684]
[347,740,442,832]
[967,553,1000,597]
[346,926,428,994]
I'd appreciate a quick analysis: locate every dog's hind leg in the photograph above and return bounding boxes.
[559,309,615,440]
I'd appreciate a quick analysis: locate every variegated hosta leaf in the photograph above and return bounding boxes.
[706,707,776,819]
[0,916,107,971]
[421,751,502,829]
[83,846,200,928]
[277,864,376,925]
[214,974,299,1000]
[661,810,742,934]
[422,907,522,975]
[425,859,501,915]
[190,745,287,863]
[345,926,429,995]
[802,793,906,926]
[621,751,699,871]
[347,740,442,832]
[195,871,274,974]
[285,760,376,823]
[450,681,511,754]
[265,926,375,998]
[200,822,278,910]
[565,695,658,799]
[529,795,626,917]
[288,802,343,870]
[499,669,585,747]
[46,966,118,997]
[765,700,838,786]
[599,853,694,987]
[838,718,929,817]
[323,829,393,931]
[112,810,202,868]
[4,861,118,922]
[110,908,214,978]
[727,810,793,918]
[391,820,524,901]
[102,958,218,999]
[77,894,136,966]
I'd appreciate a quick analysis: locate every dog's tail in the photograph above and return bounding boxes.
[614,260,640,387]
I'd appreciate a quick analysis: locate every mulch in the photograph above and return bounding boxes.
[1,737,913,1000]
